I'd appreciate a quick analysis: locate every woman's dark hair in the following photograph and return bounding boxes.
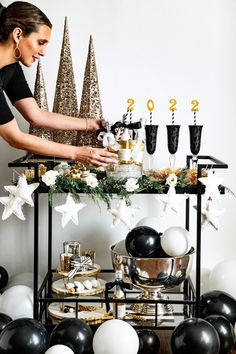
[0,1,52,42]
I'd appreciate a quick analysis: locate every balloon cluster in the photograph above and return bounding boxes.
[0,316,94,354]
[171,290,236,353]
[125,224,192,258]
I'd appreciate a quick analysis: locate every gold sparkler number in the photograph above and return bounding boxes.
[127,98,135,111]
[191,99,199,112]
[169,98,177,111]
[147,99,155,111]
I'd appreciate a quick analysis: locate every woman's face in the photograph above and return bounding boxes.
[18,24,51,67]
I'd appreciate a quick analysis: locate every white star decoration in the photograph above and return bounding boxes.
[198,170,223,201]
[156,186,189,214]
[0,195,25,220]
[55,193,86,228]
[0,174,39,221]
[4,174,39,207]
[193,198,225,230]
[108,198,139,230]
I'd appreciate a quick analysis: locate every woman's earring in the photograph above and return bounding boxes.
[14,44,21,59]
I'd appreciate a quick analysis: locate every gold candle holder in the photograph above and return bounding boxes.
[60,253,72,272]
[24,168,35,181]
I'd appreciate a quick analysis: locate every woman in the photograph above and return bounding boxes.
[0,1,117,167]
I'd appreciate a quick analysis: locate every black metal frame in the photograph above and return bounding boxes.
[8,154,228,329]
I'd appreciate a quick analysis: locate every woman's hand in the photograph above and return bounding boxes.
[87,118,104,131]
[75,146,118,167]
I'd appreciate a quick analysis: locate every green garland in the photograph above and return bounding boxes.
[48,167,192,208]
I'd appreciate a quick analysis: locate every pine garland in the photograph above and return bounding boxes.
[46,166,196,208]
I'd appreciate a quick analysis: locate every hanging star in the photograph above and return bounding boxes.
[193,198,225,231]
[0,195,25,221]
[55,193,86,228]
[198,169,223,201]
[156,186,189,214]
[4,174,39,207]
[107,198,139,230]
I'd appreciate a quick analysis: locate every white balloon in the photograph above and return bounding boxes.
[136,216,162,232]
[190,267,211,294]
[44,344,74,354]
[5,272,42,290]
[161,226,192,257]
[113,239,129,256]
[93,319,139,354]
[0,285,33,320]
[209,259,236,299]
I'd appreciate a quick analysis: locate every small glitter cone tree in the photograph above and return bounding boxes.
[52,17,79,145]
[29,59,52,140]
[76,35,103,147]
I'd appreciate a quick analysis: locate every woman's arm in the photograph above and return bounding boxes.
[14,97,103,131]
[0,119,117,167]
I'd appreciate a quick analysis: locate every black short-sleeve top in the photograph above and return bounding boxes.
[0,62,33,125]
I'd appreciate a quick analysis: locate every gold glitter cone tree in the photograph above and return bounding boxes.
[29,59,52,140]
[52,16,79,145]
[76,35,103,147]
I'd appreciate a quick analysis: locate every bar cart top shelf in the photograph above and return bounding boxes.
[8,153,228,196]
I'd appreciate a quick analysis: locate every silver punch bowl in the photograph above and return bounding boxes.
[110,241,195,318]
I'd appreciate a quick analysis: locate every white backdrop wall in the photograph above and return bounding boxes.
[0,0,236,278]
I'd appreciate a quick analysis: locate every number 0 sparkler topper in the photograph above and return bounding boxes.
[189,100,203,167]
[145,99,158,156]
[166,99,180,168]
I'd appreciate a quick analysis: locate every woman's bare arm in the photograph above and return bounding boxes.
[0,119,117,167]
[14,97,103,131]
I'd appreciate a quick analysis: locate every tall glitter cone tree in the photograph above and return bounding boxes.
[76,35,103,147]
[29,59,52,140]
[52,16,79,145]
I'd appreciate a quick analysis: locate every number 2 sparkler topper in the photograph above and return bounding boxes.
[145,99,158,155]
[166,98,180,169]
[126,98,135,139]
[189,100,203,168]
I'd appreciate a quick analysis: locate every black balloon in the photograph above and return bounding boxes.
[125,226,162,258]
[170,318,220,354]
[205,314,236,354]
[0,313,12,334]
[0,318,49,354]
[50,318,93,354]
[137,329,160,354]
[0,266,8,291]
[200,290,236,325]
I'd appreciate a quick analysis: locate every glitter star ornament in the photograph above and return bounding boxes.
[4,174,39,207]
[156,186,189,214]
[198,169,223,201]
[76,35,103,147]
[55,193,86,228]
[53,17,79,145]
[193,198,225,231]
[107,198,139,230]
[0,195,25,220]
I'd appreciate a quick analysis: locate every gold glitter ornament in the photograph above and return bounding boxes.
[52,16,79,145]
[76,35,103,147]
[29,59,53,140]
